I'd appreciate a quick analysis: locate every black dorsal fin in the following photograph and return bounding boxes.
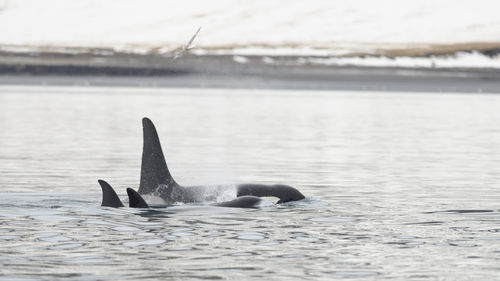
[127,188,150,208]
[138,117,177,194]
[98,179,124,207]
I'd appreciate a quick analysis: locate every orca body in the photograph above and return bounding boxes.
[99,179,262,209]
[138,118,305,204]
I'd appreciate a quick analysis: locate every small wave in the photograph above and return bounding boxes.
[424,209,494,214]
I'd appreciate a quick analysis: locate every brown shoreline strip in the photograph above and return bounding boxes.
[1,52,500,93]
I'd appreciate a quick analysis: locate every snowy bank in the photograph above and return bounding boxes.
[0,0,499,68]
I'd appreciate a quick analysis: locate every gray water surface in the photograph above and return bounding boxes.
[1,86,500,280]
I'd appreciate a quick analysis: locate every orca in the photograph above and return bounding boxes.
[126,187,149,208]
[98,179,262,209]
[99,179,124,207]
[138,117,305,204]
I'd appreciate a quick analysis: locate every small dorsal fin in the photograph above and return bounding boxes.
[138,117,177,194]
[98,179,124,207]
[127,188,150,208]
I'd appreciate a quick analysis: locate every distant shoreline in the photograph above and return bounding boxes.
[1,51,500,93]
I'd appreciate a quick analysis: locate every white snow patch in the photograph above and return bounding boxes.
[0,0,499,51]
[232,56,249,64]
[0,0,499,68]
[307,52,500,69]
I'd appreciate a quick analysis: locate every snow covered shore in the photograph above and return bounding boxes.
[0,0,499,68]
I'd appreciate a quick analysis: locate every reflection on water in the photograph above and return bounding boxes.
[1,86,500,280]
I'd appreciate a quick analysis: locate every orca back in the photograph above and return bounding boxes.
[215,196,262,208]
[237,184,305,203]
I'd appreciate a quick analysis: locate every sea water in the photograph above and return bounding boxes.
[1,86,500,280]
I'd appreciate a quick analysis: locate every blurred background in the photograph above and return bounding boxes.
[0,0,499,68]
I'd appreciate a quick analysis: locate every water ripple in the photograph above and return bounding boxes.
[236,232,266,240]
[123,239,166,247]
[3,87,500,280]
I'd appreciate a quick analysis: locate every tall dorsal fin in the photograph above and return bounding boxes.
[127,188,150,208]
[138,117,176,194]
[98,179,124,207]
